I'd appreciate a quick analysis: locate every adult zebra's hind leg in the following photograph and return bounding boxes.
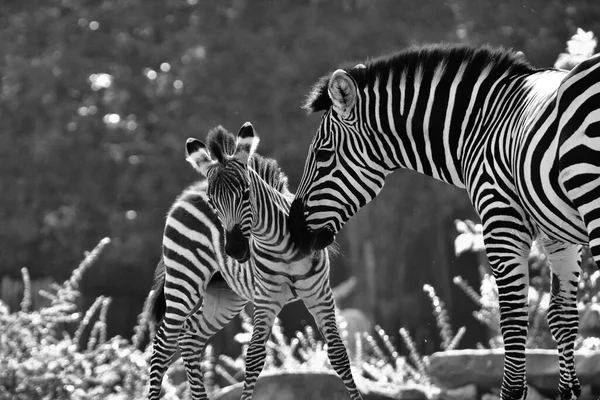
[299,279,363,400]
[539,237,582,400]
[179,276,248,400]
[240,295,286,400]
[481,220,532,400]
[557,51,600,264]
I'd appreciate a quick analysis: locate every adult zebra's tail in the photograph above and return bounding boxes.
[147,258,166,325]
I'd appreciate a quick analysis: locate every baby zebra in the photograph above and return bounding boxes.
[147,131,255,399]
[186,122,362,400]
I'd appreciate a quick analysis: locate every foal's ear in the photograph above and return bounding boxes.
[186,138,216,177]
[328,69,358,118]
[233,122,260,165]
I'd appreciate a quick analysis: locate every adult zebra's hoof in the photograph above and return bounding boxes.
[500,385,527,400]
[559,382,581,400]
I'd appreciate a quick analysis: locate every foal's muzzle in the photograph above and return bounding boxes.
[225,225,250,263]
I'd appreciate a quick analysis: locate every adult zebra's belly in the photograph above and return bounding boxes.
[516,165,588,245]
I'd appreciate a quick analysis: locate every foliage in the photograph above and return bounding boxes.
[452,220,600,351]
[203,309,441,399]
[3,2,600,348]
[0,235,444,399]
[0,238,182,400]
[0,253,442,400]
[555,28,598,69]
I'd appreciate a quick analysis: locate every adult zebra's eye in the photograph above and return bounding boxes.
[315,149,334,162]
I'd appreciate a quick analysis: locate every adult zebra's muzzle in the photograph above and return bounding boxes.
[289,198,335,254]
[225,225,251,263]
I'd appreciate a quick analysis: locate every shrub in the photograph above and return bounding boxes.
[204,309,441,399]
[0,238,182,400]
[453,219,600,351]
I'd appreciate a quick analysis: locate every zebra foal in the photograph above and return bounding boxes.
[185,122,362,400]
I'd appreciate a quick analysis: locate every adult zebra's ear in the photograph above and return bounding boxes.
[328,69,357,118]
[233,122,260,165]
[186,138,216,177]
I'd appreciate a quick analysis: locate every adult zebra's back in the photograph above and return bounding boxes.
[289,43,600,400]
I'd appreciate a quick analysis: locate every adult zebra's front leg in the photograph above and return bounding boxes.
[481,216,533,400]
[538,237,582,400]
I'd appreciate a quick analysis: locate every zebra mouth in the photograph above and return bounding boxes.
[289,198,335,253]
[236,247,251,263]
[226,241,250,263]
[312,228,335,251]
[225,226,251,263]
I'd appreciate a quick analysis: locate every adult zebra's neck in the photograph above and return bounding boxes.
[350,45,547,189]
[248,169,295,255]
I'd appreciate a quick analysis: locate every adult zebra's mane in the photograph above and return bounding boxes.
[304,43,538,113]
[205,126,290,195]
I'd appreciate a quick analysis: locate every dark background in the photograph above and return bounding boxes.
[2,0,599,355]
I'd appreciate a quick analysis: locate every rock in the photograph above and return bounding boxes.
[580,303,600,336]
[427,349,600,395]
[440,384,477,400]
[338,308,372,357]
[211,371,425,400]
[480,394,500,400]
[579,384,600,400]
[526,385,550,400]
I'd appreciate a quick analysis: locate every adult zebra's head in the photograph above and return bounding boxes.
[186,123,259,263]
[290,65,390,253]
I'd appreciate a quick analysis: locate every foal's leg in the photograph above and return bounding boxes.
[179,277,248,400]
[240,293,285,400]
[298,274,363,400]
[148,259,211,400]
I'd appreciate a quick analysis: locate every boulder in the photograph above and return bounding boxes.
[428,349,600,395]
[526,385,551,400]
[211,371,428,400]
[440,384,477,400]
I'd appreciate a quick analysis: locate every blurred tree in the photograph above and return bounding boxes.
[1,0,599,355]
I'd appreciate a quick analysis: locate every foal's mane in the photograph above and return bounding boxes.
[205,126,290,194]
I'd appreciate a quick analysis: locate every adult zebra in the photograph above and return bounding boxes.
[288,43,600,400]
[186,122,362,400]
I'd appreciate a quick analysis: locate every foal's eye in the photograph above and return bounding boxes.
[315,149,334,162]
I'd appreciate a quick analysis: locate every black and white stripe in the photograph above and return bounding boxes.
[186,123,362,400]
[147,176,253,400]
[290,44,600,400]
